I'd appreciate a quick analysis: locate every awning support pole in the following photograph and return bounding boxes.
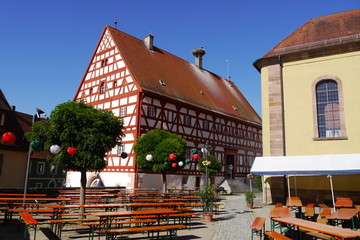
[286,175,291,204]
[328,175,336,212]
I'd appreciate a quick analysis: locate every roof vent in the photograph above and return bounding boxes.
[192,47,206,69]
[144,34,154,51]
[159,80,166,86]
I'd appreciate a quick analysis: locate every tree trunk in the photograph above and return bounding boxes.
[162,173,167,193]
[79,169,87,217]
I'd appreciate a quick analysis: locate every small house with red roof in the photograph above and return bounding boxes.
[0,89,66,190]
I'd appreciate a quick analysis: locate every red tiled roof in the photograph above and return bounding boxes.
[0,89,12,111]
[262,9,360,58]
[0,90,32,151]
[107,26,261,125]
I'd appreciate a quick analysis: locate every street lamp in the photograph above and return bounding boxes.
[201,142,212,187]
[23,108,45,202]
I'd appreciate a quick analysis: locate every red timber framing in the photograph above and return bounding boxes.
[139,92,262,178]
[72,26,262,187]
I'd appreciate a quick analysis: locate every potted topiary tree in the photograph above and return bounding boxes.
[245,191,256,209]
[198,185,217,221]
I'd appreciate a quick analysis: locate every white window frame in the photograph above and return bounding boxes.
[148,106,156,117]
[121,106,127,117]
[37,162,45,174]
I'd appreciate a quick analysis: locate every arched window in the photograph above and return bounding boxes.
[312,76,346,139]
[316,80,340,137]
[100,82,106,93]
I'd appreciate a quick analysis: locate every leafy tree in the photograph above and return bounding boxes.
[198,155,222,185]
[25,101,124,211]
[134,128,187,192]
[253,175,263,191]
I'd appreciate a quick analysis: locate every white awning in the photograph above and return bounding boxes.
[250,153,360,175]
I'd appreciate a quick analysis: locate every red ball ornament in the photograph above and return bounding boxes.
[2,132,16,145]
[67,147,76,156]
[169,153,176,160]
[172,163,177,168]
[192,154,199,160]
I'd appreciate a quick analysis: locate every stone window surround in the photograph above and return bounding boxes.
[312,75,347,141]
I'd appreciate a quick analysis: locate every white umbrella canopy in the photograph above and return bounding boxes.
[250,154,360,209]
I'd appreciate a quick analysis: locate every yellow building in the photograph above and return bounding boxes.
[253,9,360,204]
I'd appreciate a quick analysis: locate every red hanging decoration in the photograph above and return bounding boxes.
[192,154,199,160]
[2,132,16,145]
[169,153,176,160]
[67,147,77,156]
[172,163,177,168]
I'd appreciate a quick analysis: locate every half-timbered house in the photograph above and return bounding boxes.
[67,26,262,190]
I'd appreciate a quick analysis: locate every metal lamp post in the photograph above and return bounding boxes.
[23,108,45,201]
[201,142,212,187]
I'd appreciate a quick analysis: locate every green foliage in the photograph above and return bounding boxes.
[245,191,256,203]
[25,100,125,172]
[134,128,187,173]
[253,175,262,191]
[198,185,217,213]
[197,155,222,176]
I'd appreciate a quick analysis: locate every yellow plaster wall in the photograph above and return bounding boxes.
[282,51,360,156]
[260,51,360,195]
[0,150,27,188]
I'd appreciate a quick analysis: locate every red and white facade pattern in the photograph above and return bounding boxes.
[66,29,262,189]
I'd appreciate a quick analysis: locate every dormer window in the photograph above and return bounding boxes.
[159,80,166,86]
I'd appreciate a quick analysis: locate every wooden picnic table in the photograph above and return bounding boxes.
[122,202,187,211]
[269,207,291,231]
[0,197,69,221]
[44,203,127,220]
[335,197,353,208]
[59,194,116,203]
[90,208,179,239]
[273,216,360,239]
[132,198,200,203]
[0,193,47,197]
[286,196,303,217]
[326,208,360,230]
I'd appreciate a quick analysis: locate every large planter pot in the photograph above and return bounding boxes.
[203,213,213,222]
[246,201,254,209]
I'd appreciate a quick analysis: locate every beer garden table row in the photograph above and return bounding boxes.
[269,195,360,239]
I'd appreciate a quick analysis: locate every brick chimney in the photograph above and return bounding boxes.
[144,34,154,51]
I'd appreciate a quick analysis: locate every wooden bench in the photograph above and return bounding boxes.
[319,208,331,218]
[165,212,198,227]
[250,217,266,240]
[96,224,187,239]
[83,218,160,239]
[303,230,332,240]
[304,203,315,221]
[49,217,99,235]
[264,231,292,240]
[19,212,38,240]
[8,208,55,220]
[40,212,88,218]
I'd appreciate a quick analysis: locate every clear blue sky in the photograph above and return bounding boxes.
[1,1,358,117]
